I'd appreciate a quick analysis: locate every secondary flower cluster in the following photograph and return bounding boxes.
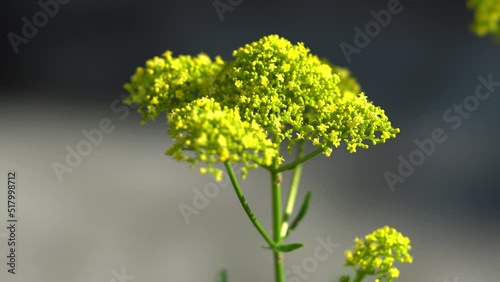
[166,97,277,180]
[124,51,225,123]
[344,226,413,282]
[124,35,400,180]
[468,0,500,37]
[329,65,362,101]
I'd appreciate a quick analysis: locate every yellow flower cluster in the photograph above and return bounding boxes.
[166,97,278,180]
[328,65,362,101]
[123,51,225,123]
[468,0,500,37]
[124,35,400,180]
[344,226,413,282]
[211,35,399,155]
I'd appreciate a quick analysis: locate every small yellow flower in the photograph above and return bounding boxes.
[282,63,291,72]
[347,143,357,153]
[389,267,400,278]
[342,226,412,281]
[345,250,353,262]
[196,133,208,147]
[260,75,269,86]
[215,170,223,181]
[219,148,230,161]
[217,135,227,147]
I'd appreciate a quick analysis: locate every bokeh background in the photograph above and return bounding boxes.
[1,0,499,281]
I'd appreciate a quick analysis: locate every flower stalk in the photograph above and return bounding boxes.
[123,34,407,282]
[224,161,276,249]
[282,140,305,237]
[271,162,285,282]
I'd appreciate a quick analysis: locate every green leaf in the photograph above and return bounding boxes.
[215,267,227,282]
[339,275,350,282]
[275,243,304,252]
[288,191,312,232]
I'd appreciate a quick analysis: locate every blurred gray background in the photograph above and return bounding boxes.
[0,0,499,281]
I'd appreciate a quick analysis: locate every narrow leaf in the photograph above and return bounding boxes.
[275,243,304,252]
[339,275,350,282]
[289,191,312,232]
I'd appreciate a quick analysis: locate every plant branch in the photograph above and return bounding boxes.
[224,162,276,249]
[271,156,285,282]
[281,140,305,237]
[352,271,366,282]
[276,147,323,173]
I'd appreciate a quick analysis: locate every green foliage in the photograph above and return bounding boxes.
[275,243,304,252]
[339,275,351,282]
[286,190,312,236]
[468,0,500,37]
[215,267,227,282]
[343,226,413,282]
[124,35,400,181]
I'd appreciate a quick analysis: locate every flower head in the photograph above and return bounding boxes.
[210,35,399,155]
[124,51,225,123]
[468,0,500,37]
[328,64,362,100]
[166,97,278,179]
[344,226,413,282]
[124,35,400,180]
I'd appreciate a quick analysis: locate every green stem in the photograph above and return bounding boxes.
[224,162,276,249]
[276,147,323,173]
[282,140,305,237]
[271,158,285,282]
[352,271,366,282]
